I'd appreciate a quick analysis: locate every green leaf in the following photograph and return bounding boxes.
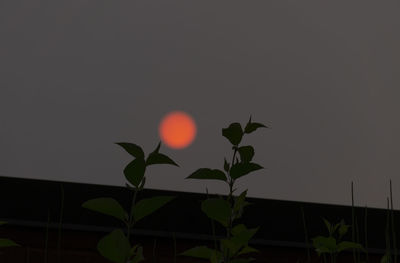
[332,222,341,234]
[233,190,249,219]
[338,222,349,238]
[201,198,231,227]
[210,251,221,263]
[238,246,259,255]
[221,238,241,257]
[130,246,144,263]
[97,229,130,263]
[124,158,146,187]
[337,241,364,253]
[82,198,128,222]
[230,162,263,180]
[312,236,337,254]
[244,116,267,134]
[238,146,254,163]
[146,153,178,166]
[222,123,243,146]
[129,244,140,257]
[133,196,175,223]
[0,238,19,248]
[0,221,7,226]
[224,158,230,173]
[146,142,178,166]
[322,218,332,235]
[231,224,258,246]
[116,143,145,159]
[180,246,218,259]
[381,254,390,263]
[187,168,227,182]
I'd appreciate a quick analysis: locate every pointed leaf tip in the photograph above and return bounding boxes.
[146,152,179,167]
[82,198,128,222]
[133,196,175,223]
[187,168,227,182]
[154,141,161,153]
[115,143,145,159]
[224,158,230,172]
[146,142,178,167]
[230,162,263,180]
[244,117,268,134]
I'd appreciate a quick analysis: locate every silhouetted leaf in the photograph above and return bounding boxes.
[338,221,349,238]
[322,218,332,234]
[312,236,336,255]
[187,168,227,182]
[82,198,128,222]
[381,254,390,263]
[180,246,219,259]
[231,224,258,246]
[124,158,146,187]
[201,198,231,227]
[0,239,19,248]
[221,238,241,257]
[97,229,130,263]
[146,153,178,166]
[133,196,175,223]
[146,142,178,166]
[130,246,144,263]
[210,251,221,263]
[337,241,364,253]
[0,221,6,226]
[233,190,249,219]
[230,162,263,180]
[116,143,145,159]
[222,123,243,146]
[224,158,230,172]
[238,146,254,163]
[244,116,267,134]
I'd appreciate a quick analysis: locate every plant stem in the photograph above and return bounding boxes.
[227,147,238,206]
[355,216,360,263]
[152,238,157,263]
[390,180,397,263]
[173,232,177,263]
[351,181,357,263]
[44,210,50,263]
[26,246,30,263]
[127,187,139,242]
[206,188,218,251]
[57,184,64,263]
[386,198,392,262]
[225,147,238,263]
[300,206,311,263]
[364,206,369,263]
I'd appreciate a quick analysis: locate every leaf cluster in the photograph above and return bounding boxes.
[82,142,178,263]
[182,117,267,263]
[0,221,19,248]
[312,218,365,263]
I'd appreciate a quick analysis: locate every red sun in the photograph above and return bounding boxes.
[159,111,197,149]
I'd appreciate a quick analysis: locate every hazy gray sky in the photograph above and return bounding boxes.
[1,1,400,209]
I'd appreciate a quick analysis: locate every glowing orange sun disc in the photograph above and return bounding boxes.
[159,111,197,149]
